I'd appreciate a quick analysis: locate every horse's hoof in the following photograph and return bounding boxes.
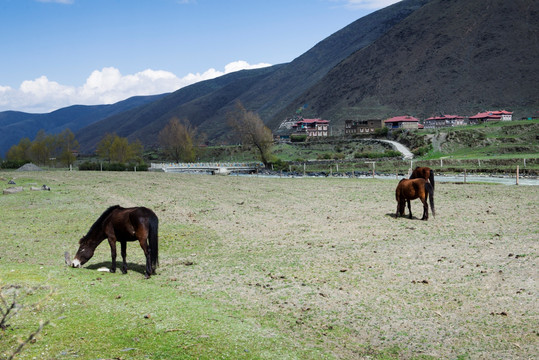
[109,269,116,273]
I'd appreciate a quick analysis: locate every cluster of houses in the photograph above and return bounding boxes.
[280,110,515,139]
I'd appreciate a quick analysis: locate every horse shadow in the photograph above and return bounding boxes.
[86,261,147,276]
[385,212,423,221]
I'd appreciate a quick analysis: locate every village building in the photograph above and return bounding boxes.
[292,118,330,137]
[383,116,420,130]
[344,119,382,134]
[423,115,465,129]
[469,110,513,124]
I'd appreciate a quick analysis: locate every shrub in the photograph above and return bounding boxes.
[374,127,389,137]
[78,161,148,171]
[270,158,289,171]
[291,134,307,142]
[0,160,28,169]
[413,145,432,156]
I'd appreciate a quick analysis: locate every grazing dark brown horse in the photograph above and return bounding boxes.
[410,166,435,190]
[70,205,159,278]
[395,178,435,220]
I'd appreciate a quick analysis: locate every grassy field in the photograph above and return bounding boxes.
[0,171,537,359]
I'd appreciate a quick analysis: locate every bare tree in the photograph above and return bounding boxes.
[158,118,197,162]
[226,102,273,166]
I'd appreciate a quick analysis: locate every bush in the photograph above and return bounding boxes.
[413,145,432,157]
[270,158,289,171]
[78,161,148,171]
[290,134,307,142]
[0,160,28,169]
[374,127,389,137]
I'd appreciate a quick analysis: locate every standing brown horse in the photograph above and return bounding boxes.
[395,178,435,220]
[410,166,435,190]
[69,205,159,278]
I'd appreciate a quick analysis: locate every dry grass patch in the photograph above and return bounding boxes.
[1,171,537,359]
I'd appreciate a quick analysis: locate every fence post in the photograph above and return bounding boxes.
[516,165,519,185]
[464,169,467,184]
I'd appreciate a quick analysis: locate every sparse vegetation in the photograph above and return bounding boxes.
[0,171,536,359]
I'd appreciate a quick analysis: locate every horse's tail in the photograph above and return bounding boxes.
[149,213,159,269]
[425,182,435,217]
[429,170,435,190]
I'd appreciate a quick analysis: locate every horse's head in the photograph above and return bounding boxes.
[71,236,95,268]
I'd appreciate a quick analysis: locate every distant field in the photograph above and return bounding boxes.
[1,171,537,359]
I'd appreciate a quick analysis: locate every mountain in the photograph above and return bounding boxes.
[75,0,430,152]
[0,94,165,157]
[274,0,539,126]
[75,65,284,152]
[4,0,537,156]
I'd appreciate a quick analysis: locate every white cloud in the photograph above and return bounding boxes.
[0,61,271,113]
[335,0,401,10]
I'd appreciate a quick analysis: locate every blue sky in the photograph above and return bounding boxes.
[0,0,400,113]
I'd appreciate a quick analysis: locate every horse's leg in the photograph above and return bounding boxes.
[407,199,412,219]
[138,239,152,278]
[136,225,152,278]
[107,235,117,273]
[120,241,128,274]
[421,195,428,220]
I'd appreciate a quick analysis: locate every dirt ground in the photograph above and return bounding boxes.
[2,171,537,358]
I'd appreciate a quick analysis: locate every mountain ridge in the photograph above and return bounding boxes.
[0,94,165,157]
[2,0,537,156]
[76,0,432,152]
[275,0,539,126]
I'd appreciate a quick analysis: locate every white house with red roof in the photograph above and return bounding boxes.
[469,110,513,124]
[292,118,330,137]
[424,115,465,129]
[383,115,420,130]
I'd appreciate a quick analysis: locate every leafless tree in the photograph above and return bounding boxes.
[226,101,273,166]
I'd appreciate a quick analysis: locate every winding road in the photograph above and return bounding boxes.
[377,139,414,160]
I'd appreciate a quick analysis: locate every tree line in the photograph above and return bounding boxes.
[3,101,274,168]
[5,129,79,167]
[158,101,273,165]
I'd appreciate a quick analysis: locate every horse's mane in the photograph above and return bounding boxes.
[80,205,122,243]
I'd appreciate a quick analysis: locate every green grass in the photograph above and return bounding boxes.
[1,171,537,359]
[3,264,303,360]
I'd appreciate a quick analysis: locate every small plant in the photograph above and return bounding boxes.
[1,286,52,360]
